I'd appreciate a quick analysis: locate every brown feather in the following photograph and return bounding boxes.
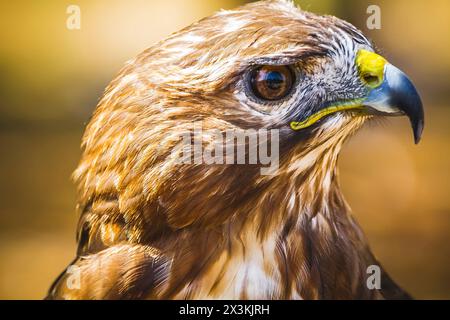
[47,0,410,300]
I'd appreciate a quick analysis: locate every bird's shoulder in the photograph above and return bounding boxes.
[46,243,168,299]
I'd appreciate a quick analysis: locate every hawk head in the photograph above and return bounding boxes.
[74,0,424,249]
[45,0,426,300]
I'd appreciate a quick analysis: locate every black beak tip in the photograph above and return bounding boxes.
[413,118,424,144]
[404,90,425,145]
[409,98,424,145]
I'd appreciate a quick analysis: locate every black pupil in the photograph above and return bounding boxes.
[265,71,284,90]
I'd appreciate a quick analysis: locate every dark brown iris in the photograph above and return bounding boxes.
[250,65,294,101]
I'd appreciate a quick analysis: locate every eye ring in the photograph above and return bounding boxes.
[249,65,295,102]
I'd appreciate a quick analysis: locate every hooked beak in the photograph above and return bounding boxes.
[363,62,424,144]
[291,50,425,144]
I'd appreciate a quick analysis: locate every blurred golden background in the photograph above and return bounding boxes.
[0,0,449,299]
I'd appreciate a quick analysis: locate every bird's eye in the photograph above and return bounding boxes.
[250,65,295,101]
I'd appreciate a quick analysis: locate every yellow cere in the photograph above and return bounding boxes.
[290,50,388,131]
[356,49,387,88]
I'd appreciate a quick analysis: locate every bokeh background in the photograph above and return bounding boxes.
[1,0,449,299]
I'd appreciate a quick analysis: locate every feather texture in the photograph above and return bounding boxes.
[47,0,411,300]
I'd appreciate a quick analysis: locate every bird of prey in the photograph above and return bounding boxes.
[47,0,424,300]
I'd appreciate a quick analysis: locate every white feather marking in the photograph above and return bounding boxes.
[178,33,205,44]
[223,17,247,33]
